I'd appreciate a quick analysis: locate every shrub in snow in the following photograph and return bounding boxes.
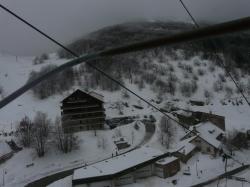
[149,115,156,122]
[225,86,234,98]
[204,89,213,103]
[218,73,226,83]
[197,68,205,76]
[236,82,246,94]
[122,90,130,99]
[192,74,199,81]
[134,122,140,130]
[33,53,49,65]
[213,80,223,92]
[193,58,201,66]
[208,64,215,72]
[168,64,175,72]
[179,80,197,97]
[178,61,184,69]
[183,64,193,73]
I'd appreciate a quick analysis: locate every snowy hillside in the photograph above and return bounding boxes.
[1,22,250,187]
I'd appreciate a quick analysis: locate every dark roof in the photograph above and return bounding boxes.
[61,89,104,103]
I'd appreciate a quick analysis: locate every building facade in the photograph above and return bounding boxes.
[72,147,180,187]
[61,89,105,133]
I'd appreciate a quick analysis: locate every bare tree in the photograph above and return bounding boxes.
[97,135,108,150]
[32,112,50,157]
[204,89,213,103]
[54,117,78,153]
[34,112,50,137]
[17,116,33,147]
[223,130,237,155]
[159,116,175,149]
[116,101,124,115]
[138,78,145,90]
[213,79,224,92]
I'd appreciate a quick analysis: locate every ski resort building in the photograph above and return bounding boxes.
[61,89,105,133]
[72,147,180,187]
[175,110,225,131]
[173,136,198,163]
[182,122,225,156]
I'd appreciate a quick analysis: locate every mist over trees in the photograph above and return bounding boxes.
[27,64,75,99]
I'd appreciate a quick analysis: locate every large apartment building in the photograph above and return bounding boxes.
[61,89,105,133]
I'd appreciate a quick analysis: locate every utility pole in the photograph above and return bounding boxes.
[196,156,199,178]
[225,154,228,187]
[2,169,6,186]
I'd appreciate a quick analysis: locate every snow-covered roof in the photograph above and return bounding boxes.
[179,143,196,156]
[0,141,12,157]
[155,156,178,165]
[193,121,224,149]
[174,110,192,117]
[89,91,104,102]
[175,136,197,155]
[62,89,104,103]
[73,147,164,180]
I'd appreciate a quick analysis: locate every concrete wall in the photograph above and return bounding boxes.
[134,165,153,179]
[115,173,134,186]
[73,160,179,186]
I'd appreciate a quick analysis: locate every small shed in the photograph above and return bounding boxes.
[154,156,180,178]
[174,142,197,163]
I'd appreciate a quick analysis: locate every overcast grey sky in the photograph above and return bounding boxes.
[0,0,250,56]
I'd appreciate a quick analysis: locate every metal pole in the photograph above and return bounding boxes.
[2,169,4,187]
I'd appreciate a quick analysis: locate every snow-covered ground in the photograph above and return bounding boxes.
[1,53,250,187]
[207,168,250,187]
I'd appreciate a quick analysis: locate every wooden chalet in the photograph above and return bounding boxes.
[61,89,105,133]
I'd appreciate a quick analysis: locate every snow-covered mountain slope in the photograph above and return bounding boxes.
[1,49,250,187]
